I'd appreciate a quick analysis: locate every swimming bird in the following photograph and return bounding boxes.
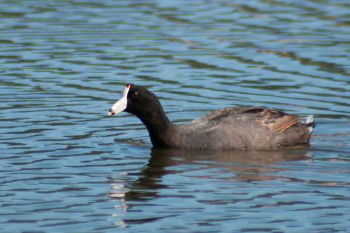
[107,84,314,150]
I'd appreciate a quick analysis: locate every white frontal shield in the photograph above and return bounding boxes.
[107,84,131,116]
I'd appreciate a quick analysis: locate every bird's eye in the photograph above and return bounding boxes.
[132,91,139,98]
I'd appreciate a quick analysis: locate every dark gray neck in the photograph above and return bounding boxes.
[137,106,174,148]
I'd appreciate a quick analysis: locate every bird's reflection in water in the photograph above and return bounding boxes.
[108,148,311,226]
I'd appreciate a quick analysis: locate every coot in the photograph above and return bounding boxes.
[107,84,314,150]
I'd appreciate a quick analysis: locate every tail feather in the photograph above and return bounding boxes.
[303,115,314,133]
[305,115,313,124]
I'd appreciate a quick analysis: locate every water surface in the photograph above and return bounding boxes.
[1,0,350,232]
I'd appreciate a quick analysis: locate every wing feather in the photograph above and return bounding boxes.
[189,106,300,133]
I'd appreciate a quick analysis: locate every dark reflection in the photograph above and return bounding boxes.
[108,148,311,213]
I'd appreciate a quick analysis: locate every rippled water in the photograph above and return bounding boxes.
[1,0,350,232]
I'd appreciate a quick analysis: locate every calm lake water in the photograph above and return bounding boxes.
[1,0,350,232]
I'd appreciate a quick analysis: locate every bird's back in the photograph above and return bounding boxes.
[173,106,313,150]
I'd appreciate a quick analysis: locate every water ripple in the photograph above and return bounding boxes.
[1,0,350,232]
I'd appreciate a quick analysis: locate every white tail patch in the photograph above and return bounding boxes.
[298,115,314,133]
[306,115,313,124]
[305,115,314,133]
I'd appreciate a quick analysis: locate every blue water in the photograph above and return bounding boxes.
[1,0,350,232]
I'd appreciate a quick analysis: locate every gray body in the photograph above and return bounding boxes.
[156,106,312,150]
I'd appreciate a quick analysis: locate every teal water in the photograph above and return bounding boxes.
[1,0,350,232]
